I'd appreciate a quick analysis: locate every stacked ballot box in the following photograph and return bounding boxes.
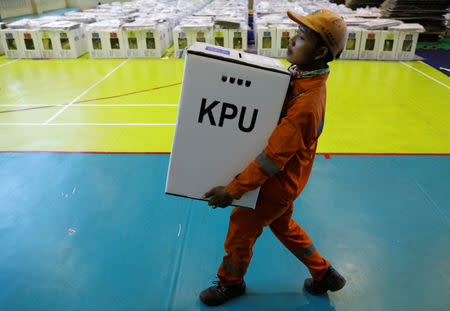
[86,20,126,58]
[166,43,291,209]
[173,18,214,58]
[38,21,87,58]
[213,26,248,51]
[388,24,425,61]
[275,23,298,58]
[122,19,171,58]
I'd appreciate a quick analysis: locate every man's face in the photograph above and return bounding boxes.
[286,25,320,66]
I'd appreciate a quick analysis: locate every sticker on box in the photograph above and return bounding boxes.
[205,46,230,55]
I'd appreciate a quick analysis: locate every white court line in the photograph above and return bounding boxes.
[0,123,176,126]
[400,61,449,89]
[0,59,20,68]
[43,59,130,125]
[0,104,179,107]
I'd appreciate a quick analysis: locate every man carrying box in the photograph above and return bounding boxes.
[201,10,348,306]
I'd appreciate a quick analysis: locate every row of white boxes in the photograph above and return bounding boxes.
[0,18,173,59]
[85,19,172,58]
[253,21,424,61]
[0,0,212,58]
[340,22,425,60]
[1,21,425,61]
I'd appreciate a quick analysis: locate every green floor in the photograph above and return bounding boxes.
[0,51,449,311]
[0,53,449,154]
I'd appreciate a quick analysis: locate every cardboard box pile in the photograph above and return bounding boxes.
[345,0,384,10]
[0,0,429,61]
[166,42,291,209]
[381,0,449,43]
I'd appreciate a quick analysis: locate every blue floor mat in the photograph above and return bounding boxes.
[0,153,448,311]
[416,49,450,77]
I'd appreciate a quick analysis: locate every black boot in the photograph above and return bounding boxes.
[199,280,246,306]
[304,265,346,295]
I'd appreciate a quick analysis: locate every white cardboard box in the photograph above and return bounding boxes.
[39,22,87,58]
[166,42,291,209]
[0,23,4,55]
[228,26,248,51]
[37,30,58,58]
[389,23,425,61]
[340,26,363,60]
[173,23,214,58]
[5,19,46,58]
[213,28,230,48]
[275,25,298,58]
[213,26,248,51]
[122,20,170,58]
[359,30,380,60]
[18,29,41,58]
[0,29,24,58]
[256,24,277,57]
[86,20,126,58]
[377,30,400,60]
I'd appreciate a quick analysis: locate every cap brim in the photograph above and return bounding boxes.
[287,10,318,33]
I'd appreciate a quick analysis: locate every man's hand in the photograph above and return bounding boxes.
[203,186,233,209]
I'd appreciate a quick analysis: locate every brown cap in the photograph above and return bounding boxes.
[287,9,347,58]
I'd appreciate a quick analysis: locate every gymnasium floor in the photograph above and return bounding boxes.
[0,51,449,311]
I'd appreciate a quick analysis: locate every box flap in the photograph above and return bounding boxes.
[187,42,289,75]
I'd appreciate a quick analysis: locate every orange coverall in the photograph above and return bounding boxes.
[219,69,331,286]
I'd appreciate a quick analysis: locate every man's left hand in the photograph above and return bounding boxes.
[203,186,233,209]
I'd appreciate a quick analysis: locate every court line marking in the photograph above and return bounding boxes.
[393,158,449,223]
[43,59,130,125]
[400,61,449,89]
[0,59,20,68]
[0,104,179,107]
[0,104,179,114]
[0,151,448,156]
[0,123,176,126]
[75,82,181,104]
[0,82,181,115]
